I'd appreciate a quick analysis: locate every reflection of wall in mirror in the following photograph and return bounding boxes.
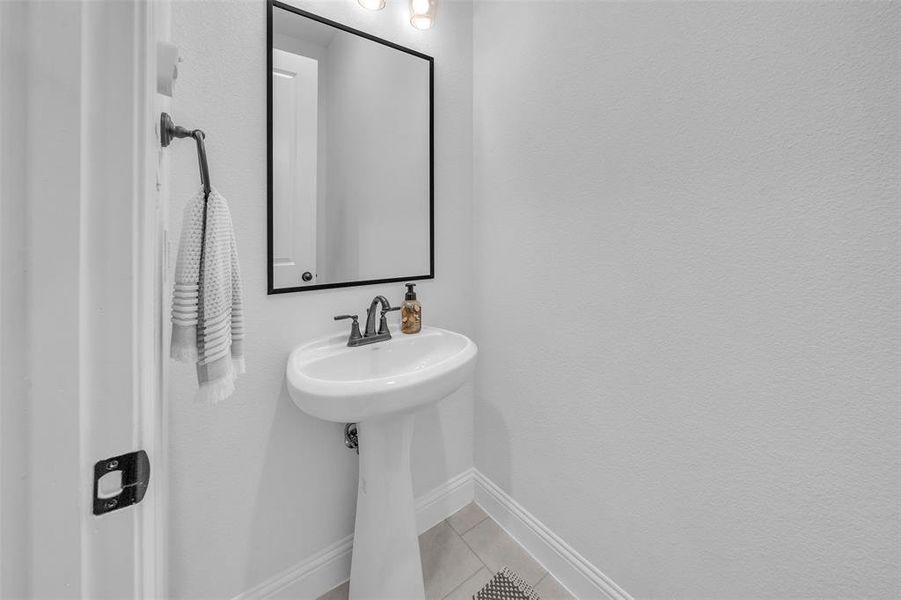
[324,32,429,283]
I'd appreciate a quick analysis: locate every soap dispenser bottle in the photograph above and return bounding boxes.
[401,283,422,334]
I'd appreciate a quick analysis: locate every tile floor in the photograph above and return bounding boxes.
[317,503,574,600]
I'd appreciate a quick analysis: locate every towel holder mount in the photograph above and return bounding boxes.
[160,112,211,197]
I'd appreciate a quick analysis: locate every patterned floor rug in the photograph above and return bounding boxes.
[473,567,541,600]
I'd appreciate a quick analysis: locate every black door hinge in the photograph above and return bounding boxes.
[93,450,150,516]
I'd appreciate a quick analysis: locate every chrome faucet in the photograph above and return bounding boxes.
[334,295,399,347]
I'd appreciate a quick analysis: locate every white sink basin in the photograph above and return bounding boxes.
[285,326,477,600]
[286,326,477,422]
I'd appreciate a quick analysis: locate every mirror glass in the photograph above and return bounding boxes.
[268,3,433,293]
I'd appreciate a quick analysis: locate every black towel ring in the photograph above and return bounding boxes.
[160,112,211,199]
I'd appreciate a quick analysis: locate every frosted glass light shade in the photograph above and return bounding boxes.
[409,0,437,30]
[358,0,386,10]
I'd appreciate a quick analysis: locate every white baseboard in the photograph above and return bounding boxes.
[235,534,354,600]
[471,470,632,600]
[415,468,476,534]
[235,469,476,600]
[234,468,631,600]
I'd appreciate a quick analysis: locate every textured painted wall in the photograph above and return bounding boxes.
[0,2,28,597]
[473,2,899,598]
[167,1,473,597]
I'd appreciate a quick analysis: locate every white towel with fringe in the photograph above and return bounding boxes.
[170,187,245,403]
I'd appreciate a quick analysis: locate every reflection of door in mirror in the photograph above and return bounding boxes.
[272,48,319,288]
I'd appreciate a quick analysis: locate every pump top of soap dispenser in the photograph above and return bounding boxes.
[405,283,417,301]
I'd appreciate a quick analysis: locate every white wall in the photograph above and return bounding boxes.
[167,0,473,597]
[473,2,899,599]
[0,2,29,597]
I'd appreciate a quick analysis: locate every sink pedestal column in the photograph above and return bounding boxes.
[349,413,424,600]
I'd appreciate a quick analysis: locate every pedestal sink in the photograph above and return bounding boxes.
[286,326,477,599]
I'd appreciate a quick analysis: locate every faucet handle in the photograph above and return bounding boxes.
[378,306,400,335]
[334,314,362,344]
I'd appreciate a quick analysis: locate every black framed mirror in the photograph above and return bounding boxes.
[267,1,434,294]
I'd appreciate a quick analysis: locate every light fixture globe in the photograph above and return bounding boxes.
[409,0,437,30]
[358,0,386,10]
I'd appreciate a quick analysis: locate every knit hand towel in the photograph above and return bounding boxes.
[170,187,245,403]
